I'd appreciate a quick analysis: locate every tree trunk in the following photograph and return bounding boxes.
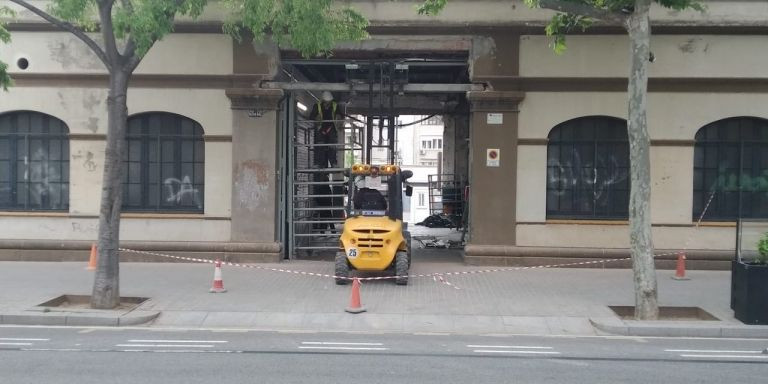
[626,0,658,320]
[91,70,130,309]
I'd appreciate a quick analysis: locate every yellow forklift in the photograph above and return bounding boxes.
[336,164,413,285]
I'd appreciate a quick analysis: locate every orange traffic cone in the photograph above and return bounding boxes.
[672,251,690,280]
[345,278,366,314]
[86,243,98,270]
[209,259,227,293]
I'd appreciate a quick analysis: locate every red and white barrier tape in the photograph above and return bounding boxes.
[117,190,718,286]
[117,247,682,285]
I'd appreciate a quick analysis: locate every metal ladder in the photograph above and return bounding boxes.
[285,62,402,259]
[288,113,364,258]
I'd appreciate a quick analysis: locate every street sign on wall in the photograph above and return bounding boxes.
[486,148,500,167]
[486,113,503,125]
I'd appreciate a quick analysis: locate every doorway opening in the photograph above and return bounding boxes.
[273,55,472,263]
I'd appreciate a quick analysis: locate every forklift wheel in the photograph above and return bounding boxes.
[404,231,412,268]
[335,251,350,285]
[395,251,409,285]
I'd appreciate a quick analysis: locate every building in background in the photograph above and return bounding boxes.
[396,115,444,224]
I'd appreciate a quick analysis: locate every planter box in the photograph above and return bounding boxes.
[731,260,768,325]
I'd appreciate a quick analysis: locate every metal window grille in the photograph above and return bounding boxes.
[693,117,768,221]
[123,113,204,212]
[546,116,629,219]
[0,111,69,211]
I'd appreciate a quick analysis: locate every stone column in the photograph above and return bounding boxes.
[466,91,524,246]
[454,114,470,183]
[442,115,456,175]
[225,88,284,242]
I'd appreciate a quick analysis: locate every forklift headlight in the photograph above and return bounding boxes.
[380,165,399,175]
[351,164,371,175]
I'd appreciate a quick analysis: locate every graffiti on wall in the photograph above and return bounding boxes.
[709,166,768,194]
[25,147,66,209]
[72,150,97,172]
[547,151,628,200]
[163,175,202,209]
[234,160,269,212]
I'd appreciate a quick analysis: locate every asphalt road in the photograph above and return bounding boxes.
[1,326,766,384]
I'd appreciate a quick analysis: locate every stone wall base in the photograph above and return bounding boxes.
[0,240,282,263]
[464,245,732,270]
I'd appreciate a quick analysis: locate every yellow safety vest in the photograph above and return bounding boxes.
[317,101,338,134]
[317,101,337,120]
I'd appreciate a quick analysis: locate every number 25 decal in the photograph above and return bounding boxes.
[348,249,358,258]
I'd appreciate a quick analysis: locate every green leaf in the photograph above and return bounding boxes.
[544,13,593,54]
[523,0,703,54]
[224,0,368,58]
[758,232,768,264]
[1,6,15,91]
[48,0,99,31]
[0,60,12,91]
[417,0,447,16]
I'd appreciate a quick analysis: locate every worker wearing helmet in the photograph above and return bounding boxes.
[309,91,342,169]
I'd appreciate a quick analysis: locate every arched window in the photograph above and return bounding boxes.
[546,116,629,219]
[0,111,69,211]
[693,117,768,220]
[123,113,204,212]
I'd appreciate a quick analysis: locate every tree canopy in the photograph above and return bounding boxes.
[419,0,703,53]
[0,5,13,90]
[0,0,369,92]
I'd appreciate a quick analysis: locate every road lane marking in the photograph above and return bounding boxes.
[121,350,242,353]
[22,348,83,352]
[473,350,561,355]
[680,354,768,359]
[467,345,553,349]
[0,338,49,341]
[127,339,228,343]
[116,344,214,348]
[298,346,389,351]
[0,342,33,346]
[302,342,384,346]
[665,349,763,354]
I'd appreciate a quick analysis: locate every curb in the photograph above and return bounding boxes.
[0,310,160,327]
[589,318,768,338]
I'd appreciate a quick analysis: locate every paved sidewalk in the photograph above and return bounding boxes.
[1,256,766,337]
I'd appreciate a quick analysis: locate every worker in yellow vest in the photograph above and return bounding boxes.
[309,91,342,168]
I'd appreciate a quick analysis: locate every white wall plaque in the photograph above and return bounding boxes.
[486,113,503,125]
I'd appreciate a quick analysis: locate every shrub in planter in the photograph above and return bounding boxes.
[731,232,768,325]
[758,233,768,264]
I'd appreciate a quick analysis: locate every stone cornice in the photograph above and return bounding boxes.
[225,88,284,111]
[467,91,525,112]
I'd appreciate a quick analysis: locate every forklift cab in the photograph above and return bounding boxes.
[336,164,414,285]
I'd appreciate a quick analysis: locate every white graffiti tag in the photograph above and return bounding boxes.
[163,176,202,208]
[547,151,628,201]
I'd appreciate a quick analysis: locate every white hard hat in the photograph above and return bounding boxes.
[321,91,333,102]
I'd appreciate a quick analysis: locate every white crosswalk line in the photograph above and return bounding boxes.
[467,345,553,349]
[468,344,559,355]
[116,344,214,348]
[0,338,50,341]
[473,350,561,355]
[665,349,763,354]
[128,339,228,343]
[299,341,387,351]
[680,354,768,359]
[299,346,389,351]
[302,342,384,346]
